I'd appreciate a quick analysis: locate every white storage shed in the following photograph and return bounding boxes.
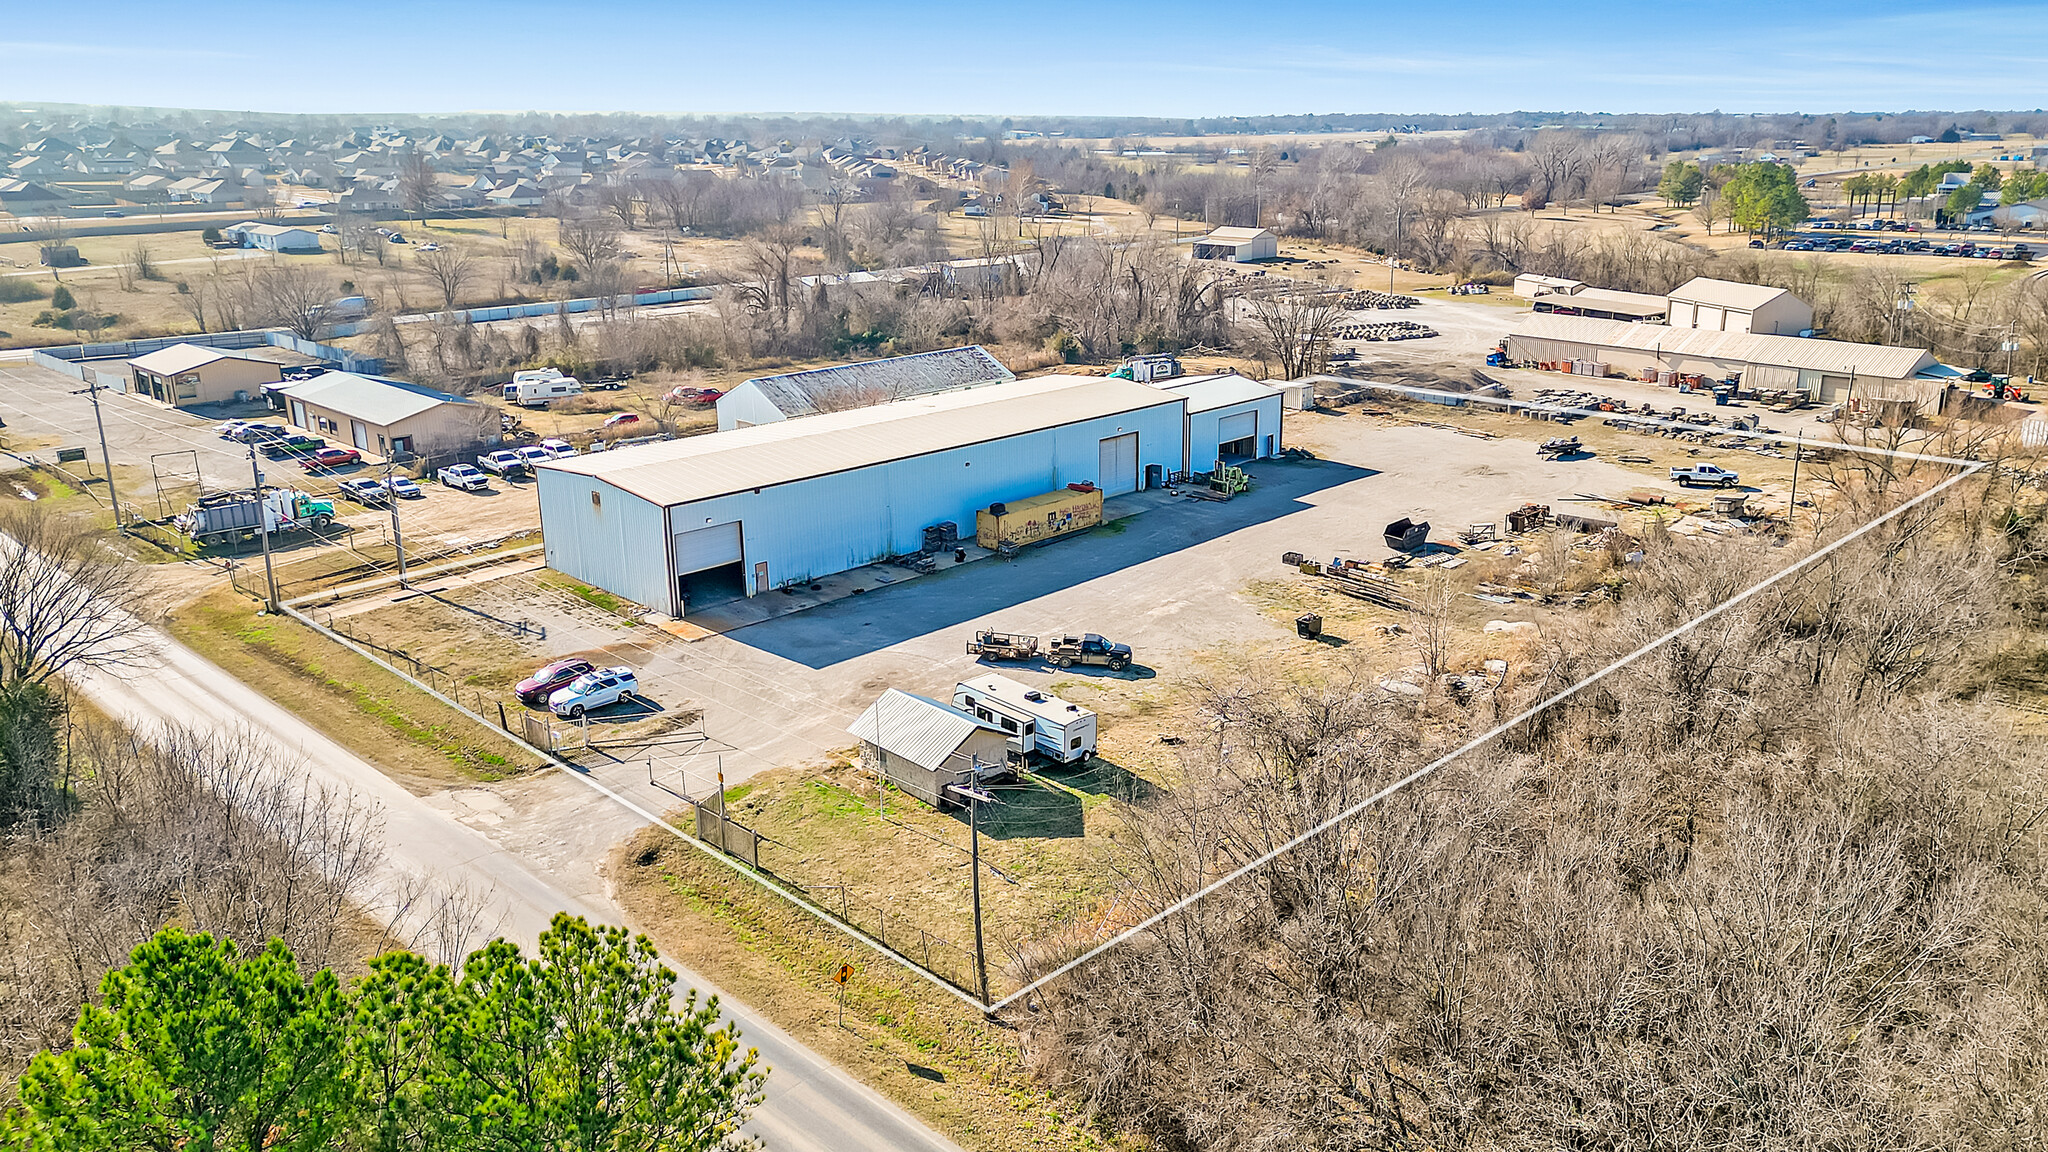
[849,689,1012,810]
[536,375,1187,617]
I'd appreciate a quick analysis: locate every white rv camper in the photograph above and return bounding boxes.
[952,673,1097,764]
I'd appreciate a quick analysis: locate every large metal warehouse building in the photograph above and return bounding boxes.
[1504,315,1940,404]
[537,375,1187,617]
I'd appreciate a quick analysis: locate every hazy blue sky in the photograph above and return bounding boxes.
[5,1,2046,117]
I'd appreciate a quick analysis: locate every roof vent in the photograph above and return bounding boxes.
[1024,691,1043,702]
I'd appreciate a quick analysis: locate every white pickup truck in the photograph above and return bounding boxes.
[1670,463,1741,488]
[476,449,531,478]
[437,463,490,491]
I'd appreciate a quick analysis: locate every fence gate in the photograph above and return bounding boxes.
[693,803,760,868]
[521,712,556,751]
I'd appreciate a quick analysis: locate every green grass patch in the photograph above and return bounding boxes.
[168,586,530,791]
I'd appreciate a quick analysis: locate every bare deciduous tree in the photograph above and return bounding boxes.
[0,505,160,689]
[415,244,478,309]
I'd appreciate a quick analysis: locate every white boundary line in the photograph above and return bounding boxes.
[986,381,1988,1011]
[276,374,1995,1014]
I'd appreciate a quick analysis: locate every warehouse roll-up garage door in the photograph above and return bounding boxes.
[1098,433,1139,496]
[673,521,743,574]
[1217,411,1257,457]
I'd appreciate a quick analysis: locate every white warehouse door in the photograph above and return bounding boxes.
[1217,411,1257,454]
[1098,433,1139,496]
[672,521,743,575]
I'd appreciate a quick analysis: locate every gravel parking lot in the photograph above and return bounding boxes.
[0,360,541,551]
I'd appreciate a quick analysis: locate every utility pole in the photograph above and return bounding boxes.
[382,453,408,588]
[70,379,124,532]
[1787,431,1802,527]
[950,773,993,1007]
[248,442,279,613]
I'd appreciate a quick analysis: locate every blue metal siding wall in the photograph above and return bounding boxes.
[1187,396,1285,468]
[678,402,1183,590]
[537,471,671,611]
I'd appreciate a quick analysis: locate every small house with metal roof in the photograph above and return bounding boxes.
[848,689,1011,810]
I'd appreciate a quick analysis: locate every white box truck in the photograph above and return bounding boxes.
[953,673,1097,764]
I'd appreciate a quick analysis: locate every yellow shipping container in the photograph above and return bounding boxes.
[975,487,1103,550]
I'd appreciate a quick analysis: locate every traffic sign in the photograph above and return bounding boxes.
[834,964,853,985]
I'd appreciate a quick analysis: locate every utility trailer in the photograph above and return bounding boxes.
[966,630,1040,661]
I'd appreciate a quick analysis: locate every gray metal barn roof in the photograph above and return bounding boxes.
[275,372,477,424]
[1666,276,1799,311]
[1505,315,1936,380]
[743,345,1013,419]
[847,690,1001,772]
[542,374,1185,508]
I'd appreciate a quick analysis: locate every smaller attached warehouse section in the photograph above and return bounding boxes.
[1151,373,1285,472]
[127,343,283,407]
[715,345,1014,430]
[849,689,1012,811]
[1665,277,1814,336]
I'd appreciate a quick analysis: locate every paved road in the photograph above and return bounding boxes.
[65,621,963,1152]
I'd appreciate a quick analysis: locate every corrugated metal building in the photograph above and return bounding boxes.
[537,375,1187,616]
[1152,374,1286,472]
[1504,315,1939,403]
[714,345,1015,431]
[276,372,500,462]
[1666,277,1814,336]
[1532,287,1669,322]
[848,689,1010,810]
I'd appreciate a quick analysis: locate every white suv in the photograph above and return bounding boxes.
[549,666,639,718]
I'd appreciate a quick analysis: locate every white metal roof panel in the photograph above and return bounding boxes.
[543,374,1185,508]
[1667,276,1795,311]
[275,371,477,425]
[847,689,1000,771]
[1505,315,1934,379]
[1154,374,1284,412]
[127,343,261,375]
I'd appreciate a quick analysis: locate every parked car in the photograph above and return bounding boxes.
[436,464,489,491]
[549,667,640,718]
[513,445,553,471]
[302,447,362,472]
[417,242,441,252]
[476,449,530,477]
[516,657,597,707]
[538,437,578,459]
[601,412,642,432]
[338,477,391,504]
[387,232,407,244]
[261,434,326,459]
[230,423,289,443]
[216,420,254,438]
[385,474,423,499]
